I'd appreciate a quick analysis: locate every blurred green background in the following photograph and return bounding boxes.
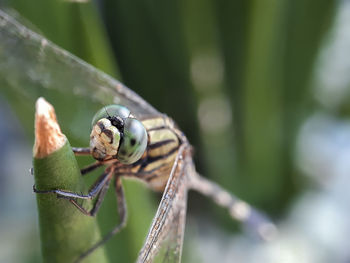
[2,0,350,262]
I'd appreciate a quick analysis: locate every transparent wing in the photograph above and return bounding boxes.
[137,145,190,263]
[0,9,159,119]
[154,192,187,263]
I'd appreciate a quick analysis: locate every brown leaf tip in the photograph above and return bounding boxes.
[33,97,66,158]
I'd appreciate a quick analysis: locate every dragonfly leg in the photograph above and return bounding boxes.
[75,175,127,263]
[80,161,104,175]
[189,173,278,241]
[34,171,112,200]
[31,162,103,178]
[72,147,91,156]
[69,177,112,216]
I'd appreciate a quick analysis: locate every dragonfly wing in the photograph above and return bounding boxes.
[155,190,187,263]
[0,10,159,119]
[137,145,190,263]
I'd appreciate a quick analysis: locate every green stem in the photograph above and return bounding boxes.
[33,98,108,263]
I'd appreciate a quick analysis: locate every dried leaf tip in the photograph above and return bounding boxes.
[33,97,66,158]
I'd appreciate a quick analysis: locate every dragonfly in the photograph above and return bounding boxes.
[0,9,276,263]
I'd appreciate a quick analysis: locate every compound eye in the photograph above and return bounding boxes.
[91,105,130,127]
[117,118,147,164]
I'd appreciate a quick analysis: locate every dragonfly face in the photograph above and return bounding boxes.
[90,105,148,164]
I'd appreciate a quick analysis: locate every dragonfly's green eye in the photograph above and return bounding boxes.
[117,118,147,164]
[91,104,130,127]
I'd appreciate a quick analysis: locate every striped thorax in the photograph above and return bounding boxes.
[129,116,182,191]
